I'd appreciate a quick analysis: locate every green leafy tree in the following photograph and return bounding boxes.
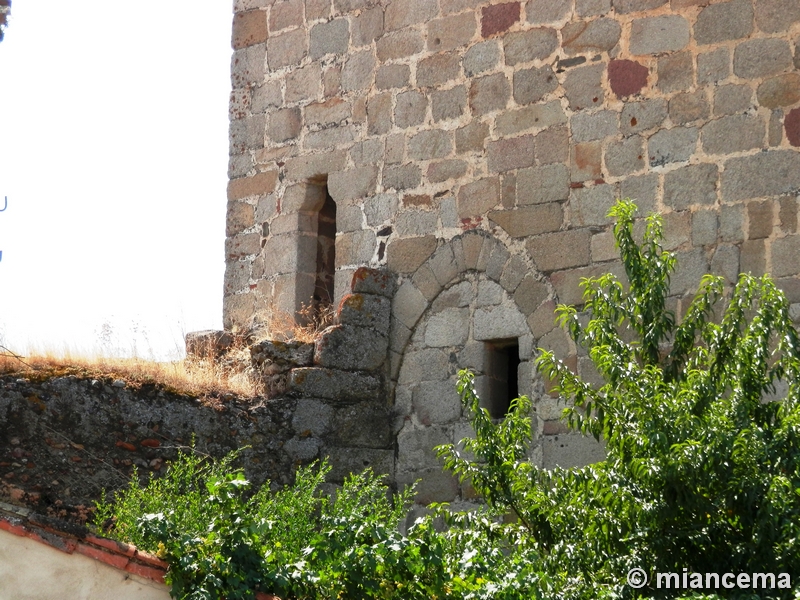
[439,199,800,598]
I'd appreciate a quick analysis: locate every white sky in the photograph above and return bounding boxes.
[0,1,233,360]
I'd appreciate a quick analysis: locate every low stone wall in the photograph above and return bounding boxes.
[0,270,403,514]
[0,373,297,514]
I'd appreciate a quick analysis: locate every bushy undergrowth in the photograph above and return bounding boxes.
[95,450,548,600]
[97,200,800,600]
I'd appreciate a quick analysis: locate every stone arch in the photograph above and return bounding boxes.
[389,230,558,506]
[388,230,557,384]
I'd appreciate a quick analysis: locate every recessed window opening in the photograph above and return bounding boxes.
[314,187,336,318]
[484,338,520,419]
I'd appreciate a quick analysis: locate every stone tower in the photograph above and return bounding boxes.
[225,0,800,503]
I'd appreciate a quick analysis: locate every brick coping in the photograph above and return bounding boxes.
[0,501,279,599]
[0,500,169,583]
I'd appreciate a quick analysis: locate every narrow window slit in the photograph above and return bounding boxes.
[313,188,336,318]
[484,339,520,419]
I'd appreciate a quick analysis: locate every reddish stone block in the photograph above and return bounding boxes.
[350,267,395,297]
[608,59,649,98]
[404,194,432,206]
[227,170,279,201]
[784,108,800,147]
[571,141,602,182]
[481,2,520,37]
[232,10,268,50]
[757,73,800,109]
[460,216,483,230]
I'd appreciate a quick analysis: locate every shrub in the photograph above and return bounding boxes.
[96,448,552,600]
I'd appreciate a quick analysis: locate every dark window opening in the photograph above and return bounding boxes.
[313,188,336,317]
[484,339,520,419]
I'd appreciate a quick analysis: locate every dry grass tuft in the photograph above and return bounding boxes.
[245,302,336,345]
[0,344,266,400]
[0,304,338,402]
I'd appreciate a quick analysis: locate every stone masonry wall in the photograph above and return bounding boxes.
[224,0,800,501]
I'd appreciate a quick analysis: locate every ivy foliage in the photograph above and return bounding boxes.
[439,199,800,598]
